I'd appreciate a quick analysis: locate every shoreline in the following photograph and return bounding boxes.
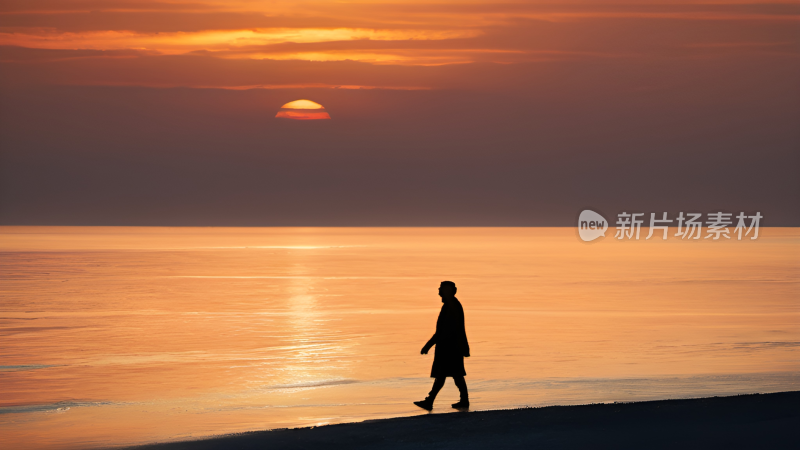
[131,391,800,449]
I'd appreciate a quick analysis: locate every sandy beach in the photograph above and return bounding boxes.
[132,391,799,450]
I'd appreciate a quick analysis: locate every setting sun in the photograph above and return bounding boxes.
[275,99,331,120]
[281,100,324,110]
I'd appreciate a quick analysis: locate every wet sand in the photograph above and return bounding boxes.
[132,391,799,450]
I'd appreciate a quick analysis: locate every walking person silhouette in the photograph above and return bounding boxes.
[414,281,470,410]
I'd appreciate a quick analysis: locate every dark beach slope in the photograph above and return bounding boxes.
[133,391,800,450]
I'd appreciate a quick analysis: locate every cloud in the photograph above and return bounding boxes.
[0,1,797,65]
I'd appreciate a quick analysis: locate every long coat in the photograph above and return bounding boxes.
[425,297,470,378]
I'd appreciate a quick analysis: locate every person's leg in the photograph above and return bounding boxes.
[428,377,446,401]
[415,377,446,410]
[452,375,469,407]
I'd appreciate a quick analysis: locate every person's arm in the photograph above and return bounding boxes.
[459,305,470,357]
[421,334,436,354]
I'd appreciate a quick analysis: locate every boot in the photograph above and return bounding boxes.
[451,399,469,409]
[450,393,469,409]
[414,397,434,411]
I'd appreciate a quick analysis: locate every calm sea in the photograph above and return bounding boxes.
[1,227,798,449]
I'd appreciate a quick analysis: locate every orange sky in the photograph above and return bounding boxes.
[1,1,798,87]
[0,1,798,226]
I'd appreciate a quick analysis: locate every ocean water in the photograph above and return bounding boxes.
[1,227,798,449]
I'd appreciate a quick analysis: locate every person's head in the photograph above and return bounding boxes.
[438,281,457,298]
